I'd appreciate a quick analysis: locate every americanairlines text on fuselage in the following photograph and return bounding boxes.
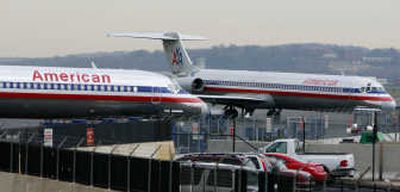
[32,70,111,84]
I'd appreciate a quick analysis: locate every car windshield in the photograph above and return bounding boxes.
[265,142,287,153]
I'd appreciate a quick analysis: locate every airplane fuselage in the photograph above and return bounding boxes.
[178,69,396,112]
[107,31,396,113]
[0,65,206,119]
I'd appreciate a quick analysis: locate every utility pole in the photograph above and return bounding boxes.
[302,116,306,153]
[372,111,378,182]
[232,118,236,152]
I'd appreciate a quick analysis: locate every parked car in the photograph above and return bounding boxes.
[179,161,259,192]
[265,156,315,191]
[264,153,328,182]
[260,139,355,177]
[176,152,314,191]
[176,153,259,192]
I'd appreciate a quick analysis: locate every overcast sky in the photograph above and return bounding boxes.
[0,0,399,57]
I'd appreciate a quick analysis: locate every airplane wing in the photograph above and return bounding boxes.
[195,94,273,109]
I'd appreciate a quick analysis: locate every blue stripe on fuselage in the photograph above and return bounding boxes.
[0,81,189,95]
[203,79,386,95]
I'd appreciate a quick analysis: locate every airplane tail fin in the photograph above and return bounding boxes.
[107,32,206,76]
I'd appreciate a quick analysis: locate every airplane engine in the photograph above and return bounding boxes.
[176,77,205,93]
[191,78,205,93]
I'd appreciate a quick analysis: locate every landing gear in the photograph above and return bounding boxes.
[223,105,238,152]
[242,108,255,118]
[224,106,238,119]
[267,108,281,117]
[267,108,282,125]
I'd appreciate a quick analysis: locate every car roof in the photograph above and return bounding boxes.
[179,161,259,172]
[177,153,250,164]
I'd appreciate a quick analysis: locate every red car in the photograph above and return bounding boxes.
[264,153,328,182]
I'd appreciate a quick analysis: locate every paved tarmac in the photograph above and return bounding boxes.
[0,172,114,192]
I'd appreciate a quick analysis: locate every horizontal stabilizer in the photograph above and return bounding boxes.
[107,31,203,76]
[107,32,206,41]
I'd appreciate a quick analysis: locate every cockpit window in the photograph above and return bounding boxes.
[360,86,386,94]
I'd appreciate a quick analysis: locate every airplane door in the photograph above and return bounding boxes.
[151,86,162,104]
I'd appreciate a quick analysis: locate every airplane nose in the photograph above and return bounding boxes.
[382,99,397,111]
[185,97,209,116]
[200,101,209,115]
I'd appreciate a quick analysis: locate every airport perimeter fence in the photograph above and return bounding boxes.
[0,140,181,191]
[0,139,316,192]
[196,115,333,142]
[0,139,398,191]
[182,113,399,146]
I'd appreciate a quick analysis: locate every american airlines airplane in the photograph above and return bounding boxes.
[109,32,397,118]
[0,65,207,118]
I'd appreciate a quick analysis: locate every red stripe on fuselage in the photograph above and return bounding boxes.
[205,86,393,102]
[0,92,203,103]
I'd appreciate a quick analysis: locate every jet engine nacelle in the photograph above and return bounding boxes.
[191,78,205,93]
[176,77,205,94]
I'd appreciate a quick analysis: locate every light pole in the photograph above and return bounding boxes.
[302,116,306,153]
[372,110,379,182]
[354,107,381,182]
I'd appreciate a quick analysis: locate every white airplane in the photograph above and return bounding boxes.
[108,32,397,118]
[0,65,207,118]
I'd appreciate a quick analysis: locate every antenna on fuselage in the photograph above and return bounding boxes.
[91,61,98,69]
[87,58,98,69]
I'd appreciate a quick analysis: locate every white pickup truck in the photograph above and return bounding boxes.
[260,139,355,177]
